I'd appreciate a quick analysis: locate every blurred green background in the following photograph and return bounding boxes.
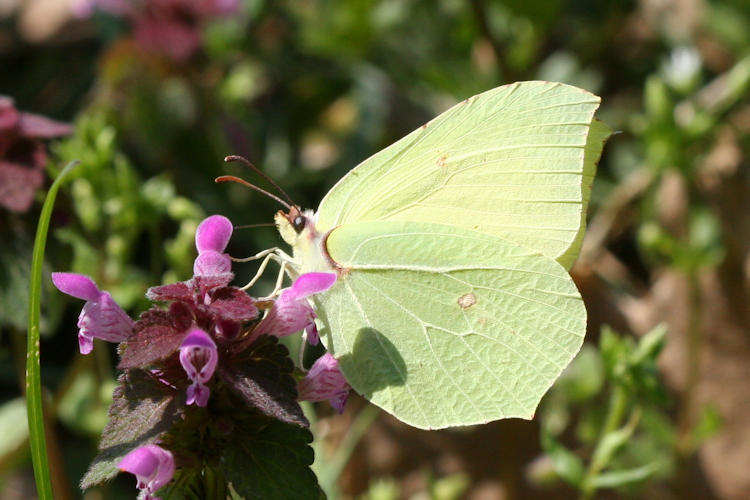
[2,0,750,498]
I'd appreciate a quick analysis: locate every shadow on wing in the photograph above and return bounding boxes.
[337,327,407,398]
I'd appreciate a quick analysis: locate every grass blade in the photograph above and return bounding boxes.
[26,160,79,500]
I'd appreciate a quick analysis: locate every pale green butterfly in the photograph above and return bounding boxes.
[268,81,609,430]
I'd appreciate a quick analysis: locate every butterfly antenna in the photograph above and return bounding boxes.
[233,223,276,230]
[224,155,295,206]
[215,175,291,210]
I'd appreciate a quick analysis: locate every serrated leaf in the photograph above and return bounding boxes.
[146,281,194,302]
[220,336,307,427]
[204,287,258,321]
[192,274,234,290]
[81,370,184,489]
[118,306,192,369]
[221,418,322,500]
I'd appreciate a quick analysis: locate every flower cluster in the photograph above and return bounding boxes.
[0,96,72,212]
[53,214,350,498]
[71,0,238,61]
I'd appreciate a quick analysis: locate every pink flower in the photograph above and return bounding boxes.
[193,215,233,277]
[118,444,175,500]
[51,273,134,354]
[0,96,72,213]
[133,17,202,62]
[252,273,336,341]
[75,0,239,61]
[298,353,351,413]
[179,327,218,407]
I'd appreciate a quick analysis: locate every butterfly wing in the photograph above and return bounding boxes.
[314,220,585,429]
[315,81,609,269]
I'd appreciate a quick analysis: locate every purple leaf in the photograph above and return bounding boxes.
[204,287,258,322]
[219,336,307,427]
[145,282,193,303]
[81,370,184,489]
[118,307,191,369]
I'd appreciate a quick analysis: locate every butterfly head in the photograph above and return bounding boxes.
[275,206,311,245]
[275,206,335,274]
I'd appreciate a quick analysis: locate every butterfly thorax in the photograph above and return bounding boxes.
[275,207,337,275]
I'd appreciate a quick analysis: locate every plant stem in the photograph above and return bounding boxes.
[676,271,702,456]
[26,160,79,500]
[579,386,628,500]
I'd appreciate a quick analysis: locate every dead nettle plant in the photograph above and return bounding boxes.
[52,215,349,499]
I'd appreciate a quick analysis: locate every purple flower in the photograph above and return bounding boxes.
[297,353,351,413]
[193,215,233,277]
[252,273,336,340]
[73,0,239,61]
[0,96,72,213]
[51,273,134,355]
[118,444,175,500]
[179,327,218,407]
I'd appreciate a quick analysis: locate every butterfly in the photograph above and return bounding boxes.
[270,81,609,429]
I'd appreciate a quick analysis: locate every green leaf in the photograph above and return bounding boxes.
[0,398,29,461]
[557,344,605,402]
[221,417,322,500]
[27,160,79,500]
[540,429,585,487]
[591,462,661,488]
[589,425,635,474]
[56,366,114,435]
[80,370,184,489]
[0,231,33,330]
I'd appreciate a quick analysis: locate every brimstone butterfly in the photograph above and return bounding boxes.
[273,81,610,430]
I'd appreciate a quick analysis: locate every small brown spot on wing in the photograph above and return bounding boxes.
[458,292,477,309]
[437,155,447,168]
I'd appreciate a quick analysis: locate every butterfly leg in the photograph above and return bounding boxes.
[239,248,296,292]
[270,259,288,296]
[232,247,283,263]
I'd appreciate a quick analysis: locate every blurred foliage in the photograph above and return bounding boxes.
[536,325,677,497]
[2,0,750,498]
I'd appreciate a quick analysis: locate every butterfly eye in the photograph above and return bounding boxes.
[292,215,306,233]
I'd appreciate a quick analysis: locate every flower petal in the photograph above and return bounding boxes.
[193,250,232,276]
[179,327,218,406]
[119,444,175,496]
[195,215,233,253]
[290,272,337,299]
[78,293,134,343]
[51,272,102,301]
[17,112,72,139]
[78,333,94,355]
[298,353,351,413]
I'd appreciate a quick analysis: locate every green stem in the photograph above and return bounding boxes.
[26,160,79,500]
[579,386,628,500]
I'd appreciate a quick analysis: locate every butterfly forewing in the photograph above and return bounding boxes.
[315,81,608,269]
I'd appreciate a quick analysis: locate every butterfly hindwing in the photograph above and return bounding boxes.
[314,220,586,429]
